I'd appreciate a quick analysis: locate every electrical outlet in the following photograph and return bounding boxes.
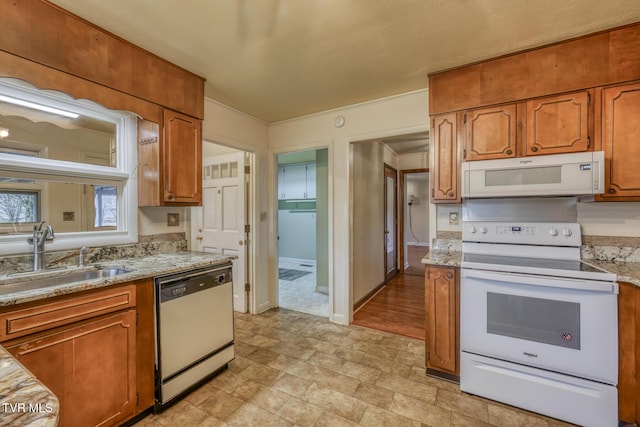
[449,212,459,225]
[167,213,180,227]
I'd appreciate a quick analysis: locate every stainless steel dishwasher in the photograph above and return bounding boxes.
[154,263,234,410]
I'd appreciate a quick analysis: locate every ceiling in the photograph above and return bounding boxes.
[48,0,640,123]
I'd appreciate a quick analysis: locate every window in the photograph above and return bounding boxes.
[0,190,39,224]
[0,78,137,255]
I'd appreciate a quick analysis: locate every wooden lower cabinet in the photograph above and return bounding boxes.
[0,280,156,427]
[5,310,137,427]
[425,265,460,380]
[618,282,640,425]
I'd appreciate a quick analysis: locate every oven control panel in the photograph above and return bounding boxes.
[463,222,582,246]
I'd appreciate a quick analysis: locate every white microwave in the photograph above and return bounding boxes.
[461,151,604,198]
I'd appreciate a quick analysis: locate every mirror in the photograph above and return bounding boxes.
[0,78,135,241]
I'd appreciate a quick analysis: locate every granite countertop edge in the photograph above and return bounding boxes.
[421,251,640,287]
[0,251,235,427]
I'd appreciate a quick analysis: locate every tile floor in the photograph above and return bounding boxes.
[278,259,329,317]
[135,308,575,427]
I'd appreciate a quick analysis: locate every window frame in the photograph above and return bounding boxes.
[0,78,138,255]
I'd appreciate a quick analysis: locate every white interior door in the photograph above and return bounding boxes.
[193,152,247,312]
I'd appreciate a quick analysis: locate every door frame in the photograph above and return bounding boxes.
[399,168,429,272]
[383,163,399,283]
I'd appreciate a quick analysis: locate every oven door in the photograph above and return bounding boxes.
[460,268,618,384]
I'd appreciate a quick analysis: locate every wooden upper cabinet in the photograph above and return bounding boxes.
[431,113,460,203]
[599,82,640,199]
[163,109,203,205]
[526,91,592,156]
[464,104,517,161]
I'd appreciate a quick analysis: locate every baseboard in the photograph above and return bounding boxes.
[331,313,347,325]
[353,281,386,312]
[256,300,272,314]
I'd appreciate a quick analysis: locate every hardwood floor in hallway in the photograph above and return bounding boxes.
[352,272,425,340]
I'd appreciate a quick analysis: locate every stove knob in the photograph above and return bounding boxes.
[479,226,488,234]
[469,226,477,234]
[562,228,572,237]
[549,227,558,236]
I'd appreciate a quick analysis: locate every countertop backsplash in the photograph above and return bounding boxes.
[0,233,187,276]
[581,235,640,263]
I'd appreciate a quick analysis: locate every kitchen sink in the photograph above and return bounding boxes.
[0,267,134,295]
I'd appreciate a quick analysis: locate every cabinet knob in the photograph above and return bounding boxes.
[608,188,616,194]
[448,192,454,197]
[446,272,453,279]
[506,149,513,155]
[531,146,538,152]
[167,193,174,200]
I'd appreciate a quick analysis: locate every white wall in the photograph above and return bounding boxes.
[201,97,270,314]
[269,89,430,324]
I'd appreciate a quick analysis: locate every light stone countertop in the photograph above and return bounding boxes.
[0,345,59,427]
[0,251,234,307]
[0,251,235,426]
[421,250,462,268]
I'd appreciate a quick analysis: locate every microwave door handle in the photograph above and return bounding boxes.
[462,268,617,293]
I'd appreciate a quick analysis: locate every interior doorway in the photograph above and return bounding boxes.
[191,141,252,313]
[400,169,429,276]
[276,147,329,317]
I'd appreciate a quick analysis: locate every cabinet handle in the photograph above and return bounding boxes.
[608,188,616,194]
[531,146,538,152]
[167,193,174,200]
[506,149,513,155]
[196,236,203,241]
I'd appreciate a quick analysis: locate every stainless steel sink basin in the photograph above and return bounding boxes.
[0,267,133,294]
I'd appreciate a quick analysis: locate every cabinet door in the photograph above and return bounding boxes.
[281,163,307,199]
[464,104,517,161]
[431,113,460,203]
[305,163,316,199]
[425,266,459,377]
[600,82,640,199]
[526,91,591,155]
[163,109,202,204]
[6,310,137,427]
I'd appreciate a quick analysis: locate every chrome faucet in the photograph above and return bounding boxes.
[78,246,89,268]
[28,221,55,271]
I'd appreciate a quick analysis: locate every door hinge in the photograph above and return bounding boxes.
[136,392,139,406]
[463,149,467,159]
[587,93,591,105]
[244,224,250,233]
[463,113,467,124]
[427,351,430,361]
[245,282,250,292]
[244,165,250,174]
[431,188,434,198]
[136,312,139,325]
[587,136,591,149]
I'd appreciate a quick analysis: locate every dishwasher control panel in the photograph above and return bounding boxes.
[156,265,232,303]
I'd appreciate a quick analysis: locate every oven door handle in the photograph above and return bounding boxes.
[462,268,618,293]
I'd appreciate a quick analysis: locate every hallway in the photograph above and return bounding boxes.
[352,272,425,340]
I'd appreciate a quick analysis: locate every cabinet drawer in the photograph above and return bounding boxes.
[0,285,136,341]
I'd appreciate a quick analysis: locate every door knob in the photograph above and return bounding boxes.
[239,240,244,246]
